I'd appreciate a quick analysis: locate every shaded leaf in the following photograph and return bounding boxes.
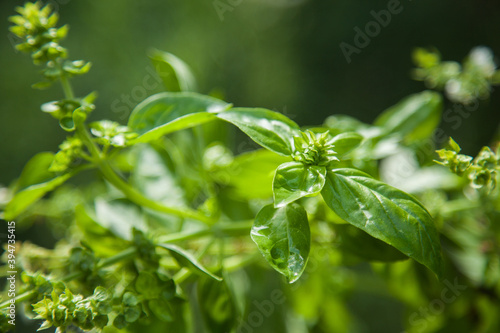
[149,299,174,322]
[4,172,73,220]
[14,152,55,192]
[148,48,197,92]
[211,149,290,200]
[251,203,310,283]
[136,271,162,300]
[334,224,408,263]
[157,243,222,281]
[75,205,129,257]
[197,275,238,333]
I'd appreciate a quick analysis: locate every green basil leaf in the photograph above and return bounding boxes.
[321,168,443,278]
[136,271,163,300]
[128,92,231,144]
[131,145,186,207]
[374,91,443,142]
[212,149,290,200]
[217,107,300,156]
[149,299,174,322]
[273,162,326,208]
[14,152,55,192]
[148,48,197,92]
[4,172,73,220]
[334,224,408,263]
[329,132,363,156]
[197,275,238,333]
[94,197,147,241]
[157,244,222,281]
[75,206,129,257]
[251,203,310,283]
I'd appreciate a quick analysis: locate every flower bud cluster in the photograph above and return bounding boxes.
[412,47,500,104]
[33,286,112,332]
[292,130,339,166]
[436,138,499,190]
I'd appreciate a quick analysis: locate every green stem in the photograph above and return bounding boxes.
[56,57,212,225]
[441,199,481,215]
[75,122,214,224]
[57,61,75,100]
[156,220,253,244]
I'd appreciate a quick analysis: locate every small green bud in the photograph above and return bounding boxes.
[93,314,109,328]
[476,146,497,168]
[470,169,492,189]
[113,314,128,329]
[89,120,137,147]
[123,292,139,307]
[292,130,338,166]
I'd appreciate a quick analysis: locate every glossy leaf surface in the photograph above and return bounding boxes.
[217,107,300,156]
[321,168,443,278]
[273,162,326,208]
[251,203,310,283]
[128,92,230,143]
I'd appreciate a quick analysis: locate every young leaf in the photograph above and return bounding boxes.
[334,224,408,263]
[374,91,443,142]
[14,152,55,192]
[217,108,300,156]
[273,162,326,208]
[329,132,363,156]
[148,48,197,92]
[131,145,186,207]
[251,203,310,283]
[197,275,238,333]
[157,244,222,281]
[128,92,231,144]
[321,168,443,278]
[94,197,147,241]
[211,149,290,200]
[74,206,129,257]
[4,172,73,220]
[149,299,174,322]
[136,271,163,300]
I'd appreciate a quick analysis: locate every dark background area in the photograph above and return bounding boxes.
[1,0,500,186]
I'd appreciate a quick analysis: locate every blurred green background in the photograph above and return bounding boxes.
[2,1,500,332]
[0,0,500,185]
[1,0,500,186]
